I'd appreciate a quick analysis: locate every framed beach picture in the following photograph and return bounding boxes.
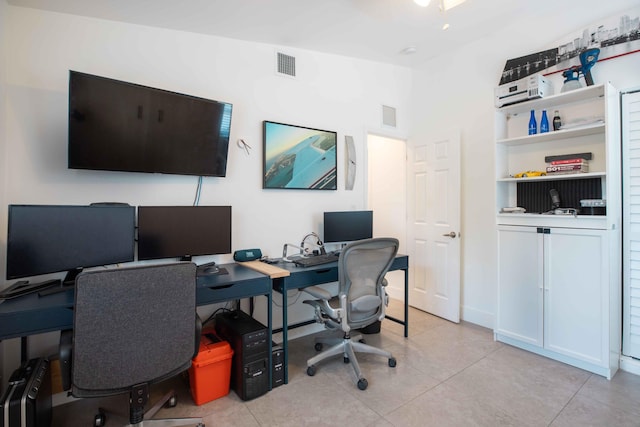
[263,121,337,190]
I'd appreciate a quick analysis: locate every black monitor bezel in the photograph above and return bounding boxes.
[6,204,136,280]
[136,205,232,261]
[323,210,373,244]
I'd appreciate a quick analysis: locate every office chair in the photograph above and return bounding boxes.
[302,237,399,390]
[59,262,205,427]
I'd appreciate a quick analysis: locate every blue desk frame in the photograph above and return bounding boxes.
[0,257,409,389]
[0,263,273,379]
[271,254,409,383]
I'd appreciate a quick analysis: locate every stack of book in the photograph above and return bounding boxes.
[546,158,589,175]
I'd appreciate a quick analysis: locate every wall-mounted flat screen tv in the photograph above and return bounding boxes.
[68,71,232,177]
[263,121,337,190]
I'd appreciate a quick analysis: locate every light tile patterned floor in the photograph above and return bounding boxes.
[53,300,640,426]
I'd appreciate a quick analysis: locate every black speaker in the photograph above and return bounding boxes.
[233,249,262,262]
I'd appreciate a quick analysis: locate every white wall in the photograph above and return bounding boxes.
[411,6,640,328]
[1,5,412,371]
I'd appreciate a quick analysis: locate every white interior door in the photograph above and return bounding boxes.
[407,129,461,323]
[367,134,407,301]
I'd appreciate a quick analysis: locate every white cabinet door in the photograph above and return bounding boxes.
[544,228,608,366]
[497,225,543,347]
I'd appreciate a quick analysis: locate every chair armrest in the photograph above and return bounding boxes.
[59,329,72,391]
[302,285,332,300]
[193,314,202,359]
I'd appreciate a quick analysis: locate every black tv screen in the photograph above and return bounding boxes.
[6,205,136,280]
[323,210,373,243]
[137,206,232,260]
[68,71,232,177]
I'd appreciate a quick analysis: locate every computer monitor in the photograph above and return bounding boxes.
[6,204,136,280]
[137,206,232,261]
[323,210,373,244]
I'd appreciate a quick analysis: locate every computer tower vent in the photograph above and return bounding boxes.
[276,52,296,78]
[382,105,397,128]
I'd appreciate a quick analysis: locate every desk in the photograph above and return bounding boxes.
[0,263,272,361]
[271,254,409,383]
[0,258,408,388]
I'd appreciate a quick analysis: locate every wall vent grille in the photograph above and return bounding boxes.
[277,52,296,77]
[382,105,397,127]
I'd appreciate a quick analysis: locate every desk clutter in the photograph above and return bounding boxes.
[190,309,273,405]
[0,237,409,413]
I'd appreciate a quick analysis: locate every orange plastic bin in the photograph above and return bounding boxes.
[189,330,234,405]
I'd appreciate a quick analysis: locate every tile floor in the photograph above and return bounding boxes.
[53,300,640,426]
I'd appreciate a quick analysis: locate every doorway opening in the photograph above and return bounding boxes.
[367,133,407,301]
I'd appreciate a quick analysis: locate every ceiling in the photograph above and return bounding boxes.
[6,0,638,67]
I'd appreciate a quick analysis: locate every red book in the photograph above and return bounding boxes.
[550,158,588,165]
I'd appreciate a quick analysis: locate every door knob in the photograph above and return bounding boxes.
[442,232,457,238]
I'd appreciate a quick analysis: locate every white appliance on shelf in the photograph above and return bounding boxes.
[494,74,554,108]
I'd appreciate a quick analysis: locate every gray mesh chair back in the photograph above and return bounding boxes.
[303,237,399,390]
[65,262,204,426]
[340,237,399,329]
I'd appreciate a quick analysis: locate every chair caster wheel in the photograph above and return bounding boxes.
[314,343,323,351]
[357,378,368,390]
[166,394,178,408]
[343,356,349,364]
[389,358,397,368]
[307,365,316,376]
[94,411,106,427]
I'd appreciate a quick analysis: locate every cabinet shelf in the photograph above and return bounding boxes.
[497,84,605,115]
[496,122,605,146]
[495,82,616,221]
[498,172,605,182]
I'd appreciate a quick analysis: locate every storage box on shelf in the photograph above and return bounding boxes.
[494,82,621,379]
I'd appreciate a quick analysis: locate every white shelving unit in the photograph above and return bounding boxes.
[494,83,621,379]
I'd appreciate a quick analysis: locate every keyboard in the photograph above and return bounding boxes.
[293,253,339,267]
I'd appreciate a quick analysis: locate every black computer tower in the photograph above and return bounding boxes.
[271,342,284,388]
[215,310,269,401]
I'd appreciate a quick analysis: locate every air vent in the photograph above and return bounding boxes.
[382,105,397,127]
[276,52,296,78]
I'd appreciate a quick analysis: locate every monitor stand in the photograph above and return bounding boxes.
[38,268,82,297]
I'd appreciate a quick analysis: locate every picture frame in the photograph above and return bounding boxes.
[263,121,337,190]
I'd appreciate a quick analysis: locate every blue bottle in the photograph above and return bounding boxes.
[540,110,549,133]
[528,110,537,135]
